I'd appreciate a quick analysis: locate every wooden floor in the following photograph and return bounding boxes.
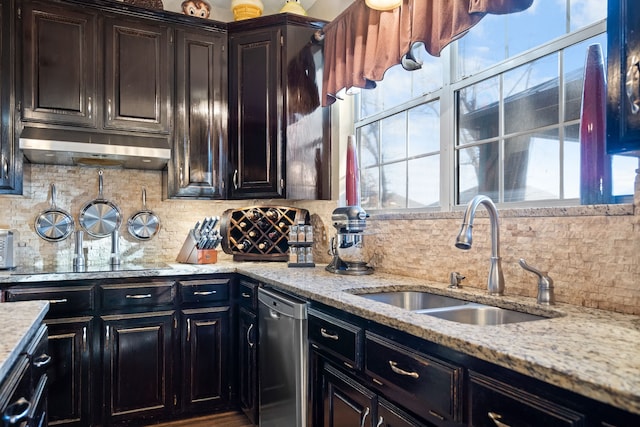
[144,411,254,427]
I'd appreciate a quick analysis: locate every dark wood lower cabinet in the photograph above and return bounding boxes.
[321,363,376,427]
[182,307,230,414]
[102,311,176,425]
[237,306,257,424]
[46,317,92,427]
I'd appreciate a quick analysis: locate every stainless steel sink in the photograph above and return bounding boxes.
[422,304,547,325]
[359,291,468,311]
[355,290,550,325]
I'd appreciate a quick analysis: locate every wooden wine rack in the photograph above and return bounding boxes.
[220,206,310,261]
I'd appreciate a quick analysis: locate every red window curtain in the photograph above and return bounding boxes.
[321,0,534,106]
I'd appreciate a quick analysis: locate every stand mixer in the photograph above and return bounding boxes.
[326,206,373,275]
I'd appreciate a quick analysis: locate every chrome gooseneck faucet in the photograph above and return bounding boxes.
[455,195,505,295]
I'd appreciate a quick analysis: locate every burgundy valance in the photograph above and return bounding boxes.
[321,0,534,106]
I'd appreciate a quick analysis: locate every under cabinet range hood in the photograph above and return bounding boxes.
[19,127,172,170]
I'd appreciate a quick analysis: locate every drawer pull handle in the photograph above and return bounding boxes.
[187,319,191,341]
[320,328,339,340]
[429,410,445,421]
[389,360,419,379]
[488,411,510,427]
[33,353,52,368]
[125,293,152,299]
[241,292,252,298]
[247,323,255,348]
[376,416,384,427]
[359,407,370,427]
[49,298,68,304]
[194,290,217,296]
[2,398,31,425]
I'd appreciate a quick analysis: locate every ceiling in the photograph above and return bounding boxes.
[159,0,350,22]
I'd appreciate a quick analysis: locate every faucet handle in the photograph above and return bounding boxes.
[449,272,465,288]
[518,258,555,305]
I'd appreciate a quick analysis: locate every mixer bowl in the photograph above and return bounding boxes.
[335,233,367,264]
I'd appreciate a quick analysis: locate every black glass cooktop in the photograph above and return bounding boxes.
[9,262,172,275]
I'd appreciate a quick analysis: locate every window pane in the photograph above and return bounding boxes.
[458,143,499,204]
[360,83,384,118]
[569,0,607,32]
[361,166,380,209]
[409,102,440,156]
[458,77,500,143]
[504,54,559,135]
[410,42,443,97]
[612,156,638,196]
[380,65,414,110]
[564,124,580,199]
[505,130,560,202]
[564,34,607,121]
[381,112,407,163]
[359,123,379,169]
[408,155,440,208]
[381,162,406,208]
[457,0,567,79]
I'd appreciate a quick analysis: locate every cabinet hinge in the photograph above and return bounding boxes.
[280,178,285,190]
[174,318,178,329]
[280,35,284,46]
[16,101,21,112]
[17,7,21,19]
[173,394,177,406]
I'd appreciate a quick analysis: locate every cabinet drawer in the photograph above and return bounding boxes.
[101,281,176,310]
[237,279,258,310]
[365,332,463,424]
[180,279,230,304]
[308,308,363,370]
[4,285,94,317]
[469,371,585,427]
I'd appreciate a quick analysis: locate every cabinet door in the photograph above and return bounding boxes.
[104,17,171,134]
[102,311,176,424]
[21,0,97,127]
[182,307,230,414]
[322,363,376,427]
[229,28,283,199]
[0,0,21,194]
[238,307,257,424]
[46,317,93,427]
[376,397,429,427]
[167,28,227,199]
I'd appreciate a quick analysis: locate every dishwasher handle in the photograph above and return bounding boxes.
[258,287,307,320]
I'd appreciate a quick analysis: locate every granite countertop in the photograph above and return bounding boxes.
[0,300,49,382]
[1,261,639,415]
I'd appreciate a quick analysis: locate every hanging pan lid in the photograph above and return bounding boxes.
[127,188,161,241]
[79,169,122,238]
[34,183,75,242]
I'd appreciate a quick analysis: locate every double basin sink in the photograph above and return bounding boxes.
[355,291,551,326]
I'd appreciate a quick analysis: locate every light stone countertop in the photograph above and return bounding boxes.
[1,261,639,415]
[0,300,49,383]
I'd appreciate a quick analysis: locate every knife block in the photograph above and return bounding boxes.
[176,232,218,264]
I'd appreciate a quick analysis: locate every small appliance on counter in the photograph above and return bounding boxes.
[326,206,373,275]
[0,229,15,269]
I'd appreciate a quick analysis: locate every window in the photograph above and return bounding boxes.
[355,0,637,211]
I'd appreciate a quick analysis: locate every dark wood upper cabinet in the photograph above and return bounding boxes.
[21,0,97,127]
[103,17,172,134]
[228,15,331,200]
[0,0,21,194]
[165,26,227,199]
[21,0,172,135]
[607,0,640,156]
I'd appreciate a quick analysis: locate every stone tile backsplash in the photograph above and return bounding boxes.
[1,163,639,315]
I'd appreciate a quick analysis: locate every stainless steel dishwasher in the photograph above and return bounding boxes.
[258,287,308,427]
